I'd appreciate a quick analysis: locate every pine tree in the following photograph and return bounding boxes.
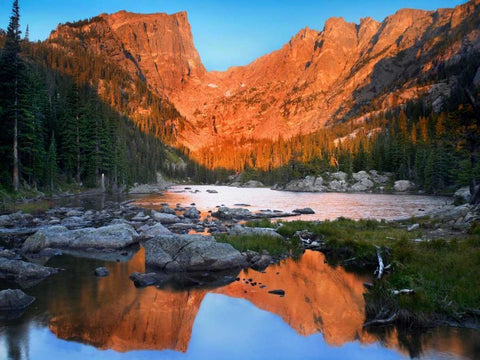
[46,133,57,191]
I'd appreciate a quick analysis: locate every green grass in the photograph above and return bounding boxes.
[216,233,303,257]
[244,219,278,228]
[240,217,480,321]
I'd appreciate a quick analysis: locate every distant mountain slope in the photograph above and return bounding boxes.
[47,0,480,153]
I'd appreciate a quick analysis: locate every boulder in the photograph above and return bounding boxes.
[250,254,273,271]
[350,178,374,192]
[328,180,348,192]
[369,170,390,184]
[284,176,324,192]
[212,206,252,220]
[330,171,347,181]
[22,223,138,253]
[229,225,283,239]
[206,189,218,194]
[159,206,176,215]
[241,180,264,188]
[0,289,35,312]
[454,186,471,203]
[394,180,413,192]
[131,211,150,221]
[139,223,172,239]
[94,267,110,277]
[129,272,158,287]
[61,216,91,229]
[151,210,180,224]
[0,215,12,227]
[183,207,201,219]
[292,208,315,214]
[0,257,58,285]
[352,171,370,181]
[144,234,247,272]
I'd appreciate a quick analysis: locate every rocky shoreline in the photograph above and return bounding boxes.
[0,188,478,323]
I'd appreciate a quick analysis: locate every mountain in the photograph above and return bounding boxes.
[48,0,480,153]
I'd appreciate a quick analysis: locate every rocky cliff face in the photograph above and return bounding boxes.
[48,0,480,151]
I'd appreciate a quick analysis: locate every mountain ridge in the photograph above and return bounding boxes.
[47,1,480,153]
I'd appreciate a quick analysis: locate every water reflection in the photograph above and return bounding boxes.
[0,249,479,359]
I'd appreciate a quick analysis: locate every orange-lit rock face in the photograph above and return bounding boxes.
[48,2,480,155]
[48,249,207,353]
[216,251,373,346]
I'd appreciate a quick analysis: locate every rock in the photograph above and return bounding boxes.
[268,289,285,296]
[167,222,198,232]
[0,249,20,260]
[394,180,413,192]
[151,210,180,224]
[0,215,12,227]
[131,211,150,221]
[454,186,471,203]
[183,207,201,219]
[328,180,348,192]
[369,170,390,184]
[144,234,247,272]
[284,176,324,192]
[159,206,176,215]
[250,254,273,271]
[352,171,370,181]
[61,216,91,229]
[65,209,84,217]
[241,180,264,188]
[22,223,138,253]
[206,189,218,193]
[330,171,347,181]
[139,223,172,239]
[128,184,166,194]
[229,225,284,239]
[427,204,471,223]
[473,66,480,88]
[0,289,35,312]
[212,206,252,220]
[129,272,158,287]
[0,257,58,286]
[292,207,315,214]
[94,267,110,277]
[350,178,374,192]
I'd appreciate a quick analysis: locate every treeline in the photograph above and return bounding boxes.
[187,93,480,193]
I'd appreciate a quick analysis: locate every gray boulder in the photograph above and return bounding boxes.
[330,171,347,181]
[454,187,471,203]
[0,257,58,285]
[184,207,201,219]
[284,176,324,192]
[212,206,252,220]
[131,211,150,221]
[394,180,413,192]
[159,206,176,215]
[369,170,390,184]
[151,210,180,224]
[0,215,12,227]
[61,216,91,229]
[94,267,110,277]
[350,178,374,192]
[139,223,172,239]
[241,180,264,188]
[229,225,283,239]
[0,289,35,311]
[328,180,348,192]
[22,223,138,253]
[144,234,246,272]
[352,171,370,181]
[292,208,315,215]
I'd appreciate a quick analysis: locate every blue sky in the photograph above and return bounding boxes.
[0,0,467,71]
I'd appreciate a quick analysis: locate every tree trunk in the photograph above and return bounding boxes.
[13,75,19,192]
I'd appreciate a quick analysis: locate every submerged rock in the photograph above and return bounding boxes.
[144,234,247,272]
[94,267,110,277]
[292,208,315,215]
[0,289,35,312]
[0,257,58,286]
[268,289,285,296]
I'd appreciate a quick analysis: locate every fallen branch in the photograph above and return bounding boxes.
[363,312,398,327]
[392,289,415,296]
[374,245,384,280]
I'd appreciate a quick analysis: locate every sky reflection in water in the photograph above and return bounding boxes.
[9,294,405,360]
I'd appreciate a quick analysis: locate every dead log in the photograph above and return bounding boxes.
[363,312,398,327]
[374,245,384,280]
[392,289,415,296]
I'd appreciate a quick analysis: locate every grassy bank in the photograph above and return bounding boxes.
[237,217,480,326]
[216,233,303,257]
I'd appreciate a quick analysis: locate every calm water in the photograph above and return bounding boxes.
[135,185,452,221]
[1,250,479,360]
[1,187,478,360]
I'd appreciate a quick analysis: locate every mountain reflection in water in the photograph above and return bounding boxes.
[1,248,479,359]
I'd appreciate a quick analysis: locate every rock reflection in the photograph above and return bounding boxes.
[216,251,374,346]
[47,248,207,353]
